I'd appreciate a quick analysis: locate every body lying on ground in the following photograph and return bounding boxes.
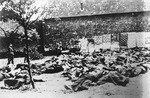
[0,47,150,91]
[64,70,129,92]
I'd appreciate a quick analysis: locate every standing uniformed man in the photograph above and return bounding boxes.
[23,47,28,63]
[7,44,14,65]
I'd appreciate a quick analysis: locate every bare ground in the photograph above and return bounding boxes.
[0,57,150,98]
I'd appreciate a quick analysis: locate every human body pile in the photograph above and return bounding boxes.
[0,47,150,91]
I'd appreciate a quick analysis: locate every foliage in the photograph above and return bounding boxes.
[0,0,45,26]
[0,0,53,39]
[29,47,44,60]
[0,20,40,49]
[42,0,146,48]
[0,0,147,50]
[44,13,150,48]
[0,20,21,36]
[0,0,51,88]
[0,0,53,53]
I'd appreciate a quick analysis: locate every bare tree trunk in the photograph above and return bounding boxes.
[36,21,45,53]
[24,26,35,89]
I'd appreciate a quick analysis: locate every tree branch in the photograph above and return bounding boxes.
[13,25,21,33]
[0,26,8,37]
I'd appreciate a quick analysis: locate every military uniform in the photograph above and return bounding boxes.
[96,71,129,86]
[23,47,27,63]
[7,44,14,65]
[65,69,104,92]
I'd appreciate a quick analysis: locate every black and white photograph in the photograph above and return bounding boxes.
[0,0,150,98]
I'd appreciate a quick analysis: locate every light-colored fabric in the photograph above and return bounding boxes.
[93,35,103,51]
[79,32,150,52]
[119,33,128,47]
[102,34,111,49]
[102,43,111,49]
[110,42,120,51]
[93,36,103,45]
[94,44,102,51]
[127,32,137,48]
[135,32,150,47]
[136,32,145,47]
[102,34,111,43]
[87,43,95,53]
[144,32,150,47]
[79,37,88,52]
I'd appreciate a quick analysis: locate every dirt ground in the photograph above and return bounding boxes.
[0,57,150,98]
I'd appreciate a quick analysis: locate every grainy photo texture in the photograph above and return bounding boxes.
[0,0,150,98]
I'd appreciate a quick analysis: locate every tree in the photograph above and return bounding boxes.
[0,0,53,89]
[0,20,23,48]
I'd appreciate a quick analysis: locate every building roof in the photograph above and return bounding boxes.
[45,10,150,22]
